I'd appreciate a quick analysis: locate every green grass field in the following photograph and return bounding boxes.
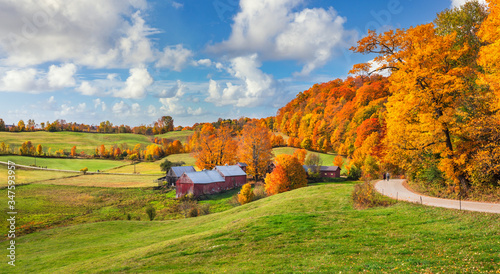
[5,183,499,273]
[272,147,349,173]
[0,164,77,187]
[0,131,156,155]
[37,173,159,188]
[155,130,193,143]
[0,155,126,171]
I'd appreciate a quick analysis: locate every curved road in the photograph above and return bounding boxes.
[375,179,500,214]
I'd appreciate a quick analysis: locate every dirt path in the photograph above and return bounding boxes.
[375,179,500,214]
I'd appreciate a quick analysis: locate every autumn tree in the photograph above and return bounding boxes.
[478,0,500,97]
[192,124,238,170]
[17,120,25,131]
[238,122,273,181]
[264,154,307,195]
[70,146,77,157]
[238,183,254,205]
[293,148,307,165]
[350,4,496,192]
[0,119,5,131]
[36,144,43,156]
[333,155,344,169]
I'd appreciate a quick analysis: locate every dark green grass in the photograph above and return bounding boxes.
[7,183,500,273]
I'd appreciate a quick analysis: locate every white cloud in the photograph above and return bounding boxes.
[112,101,131,116]
[156,80,186,98]
[131,103,141,113]
[76,102,86,113]
[47,63,77,88]
[0,0,155,68]
[205,54,282,107]
[93,98,106,111]
[195,59,212,67]
[187,107,204,116]
[209,0,356,75]
[77,81,98,96]
[112,66,153,99]
[156,44,193,71]
[172,1,184,9]
[55,102,86,117]
[147,105,157,117]
[451,0,487,8]
[0,68,39,92]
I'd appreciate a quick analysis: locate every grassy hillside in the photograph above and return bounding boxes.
[0,164,77,187]
[0,155,126,171]
[155,130,194,143]
[10,183,500,273]
[0,131,154,154]
[272,147,349,173]
[36,173,159,188]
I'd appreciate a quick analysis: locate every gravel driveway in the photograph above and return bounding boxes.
[375,179,500,214]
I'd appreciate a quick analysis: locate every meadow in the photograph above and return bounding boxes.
[5,182,499,273]
[0,130,193,155]
[0,155,126,171]
[272,147,349,173]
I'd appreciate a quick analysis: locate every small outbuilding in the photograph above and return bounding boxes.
[237,162,248,172]
[303,165,341,178]
[214,165,247,189]
[175,170,225,198]
[164,166,196,186]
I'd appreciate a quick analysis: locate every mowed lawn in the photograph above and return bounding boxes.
[9,183,500,273]
[0,155,126,171]
[0,131,155,155]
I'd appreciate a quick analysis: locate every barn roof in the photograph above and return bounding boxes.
[215,165,247,177]
[237,162,248,167]
[184,170,225,184]
[303,165,339,172]
[170,166,196,176]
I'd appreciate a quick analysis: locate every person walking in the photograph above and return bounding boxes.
[386,172,390,181]
[383,173,386,180]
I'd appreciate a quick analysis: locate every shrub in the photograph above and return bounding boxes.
[145,206,156,221]
[252,183,267,200]
[179,200,198,217]
[80,167,88,175]
[198,204,210,215]
[127,213,131,220]
[352,182,394,209]
[188,207,198,217]
[238,183,254,205]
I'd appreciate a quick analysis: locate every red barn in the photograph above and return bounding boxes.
[303,165,341,178]
[214,165,247,188]
[175,170,225,198]
[237,162,247,172]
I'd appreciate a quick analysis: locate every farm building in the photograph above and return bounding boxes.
[159,166,196,186]
[237,162,247,172]
[303,165,341,178]
[214,165,247,188]
[175,170,225,198]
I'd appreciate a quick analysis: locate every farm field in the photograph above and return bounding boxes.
[0,155,126,171]
[165,152,197,167]
[37,173,159,188]
[0,131,155,155]
[8,183,499,273]
[0,164,77,187]
[107,161,164,175]
[155,130,194,143]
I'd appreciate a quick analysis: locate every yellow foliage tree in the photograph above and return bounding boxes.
[238,183,254,205]
[333,155,344,169]
[239,122,273,181]
[193,124,238,170]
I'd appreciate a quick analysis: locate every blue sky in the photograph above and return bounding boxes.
[0,0,480,127]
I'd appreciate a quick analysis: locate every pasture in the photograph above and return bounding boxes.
[6,183,499,273]
[0,155,126,171]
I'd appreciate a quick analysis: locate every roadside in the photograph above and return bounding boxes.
[375,179,500,214]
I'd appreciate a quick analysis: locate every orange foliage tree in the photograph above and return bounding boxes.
[239,122,273,181]
[192,124,238,170]
[293,148,307,165]
[264,154,307,195]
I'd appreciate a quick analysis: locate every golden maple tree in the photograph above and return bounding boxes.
[239,121,273,181]
[192,124,238,170]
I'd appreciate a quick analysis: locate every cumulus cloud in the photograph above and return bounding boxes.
[205,54,282,107]
[112,66,153,99]
[93,98,107,111]
[451,0,487,8]
[156,80,186,98]
[112,100,140,116]
[47,63,77,88]
[77,81,98,96]
[156,44,193,71]
[209,0,356,75]
[0,0,156,68]
[0,68,39,92]
[55,102,86,117]
[172,1,184,9]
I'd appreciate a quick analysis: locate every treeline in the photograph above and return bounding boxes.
[275,0,500,195]
[2,138,187,162]
[0,116,180,135]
